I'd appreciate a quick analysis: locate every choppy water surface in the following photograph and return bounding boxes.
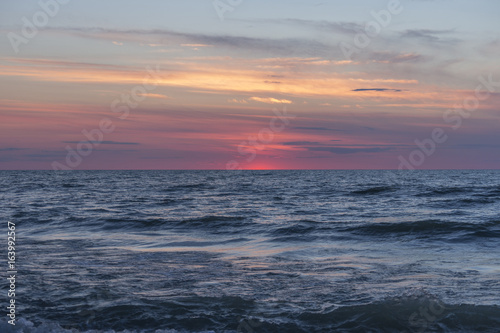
[1,170,499,332]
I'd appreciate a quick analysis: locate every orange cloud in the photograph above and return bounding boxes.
[138,93,171,99]
[249,97,292,104]
[0,57,462,108]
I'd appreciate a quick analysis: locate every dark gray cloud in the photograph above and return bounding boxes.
[234,18,365,36]
[0,148,27,152]
[306,147,392,154]
[140,156,182,160]
[368,51,428,63]
[283,19,365,35]
[451,144,500,149]
[293,126,340,131]
[63,141,140,145]
[100,141,140,145]
[92,149,138,152]
[58,27,336,58]
[282,141,321,146]
[352,88,405,92]
[21,150,68,161]
[400,29,460,44]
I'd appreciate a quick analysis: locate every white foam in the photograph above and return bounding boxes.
[0,318,208,333]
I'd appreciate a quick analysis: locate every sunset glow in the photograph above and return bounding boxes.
[1,0,499,169]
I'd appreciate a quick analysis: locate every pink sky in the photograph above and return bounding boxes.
[1,1,499,169]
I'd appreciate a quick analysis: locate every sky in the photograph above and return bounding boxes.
[0,0,499,170]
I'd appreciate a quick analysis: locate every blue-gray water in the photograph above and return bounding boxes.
[1,170,500,332]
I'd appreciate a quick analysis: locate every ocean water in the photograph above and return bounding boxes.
[1,170,500,332]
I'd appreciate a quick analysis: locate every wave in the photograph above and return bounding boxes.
[475,185,500,197]
[163,238,249,247]
[61,183,85,188]
[293,296,500,333]
[4,295,499,333]
[163,183,216,192]
[101,215,249,231]
[269,235,319,242]
[350,186,397,195]
[268,222,325,242]
[159,198,193,206]
[270,224,316,236]
[459,197,496,205]
[176,215,248,228]
[416,186,472,197]
[341,219,500,239]
[0,318,182,333]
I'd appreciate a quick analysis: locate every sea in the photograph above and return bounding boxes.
[1,170,499,332]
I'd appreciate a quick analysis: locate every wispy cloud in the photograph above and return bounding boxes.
[306,146,393,154]
[282,141,321,146]
[181,44,213,48]
[139,93,171,99]
[227,98,248,104]
[0,148,28,152]
[63,141,140,145]
[293,127,339,131]
[400,29,459,44]
[249,97,292,104]
[240,18,365,36]
[352,88,406,92]
[368,52,428,64]
[52,27,335,58]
